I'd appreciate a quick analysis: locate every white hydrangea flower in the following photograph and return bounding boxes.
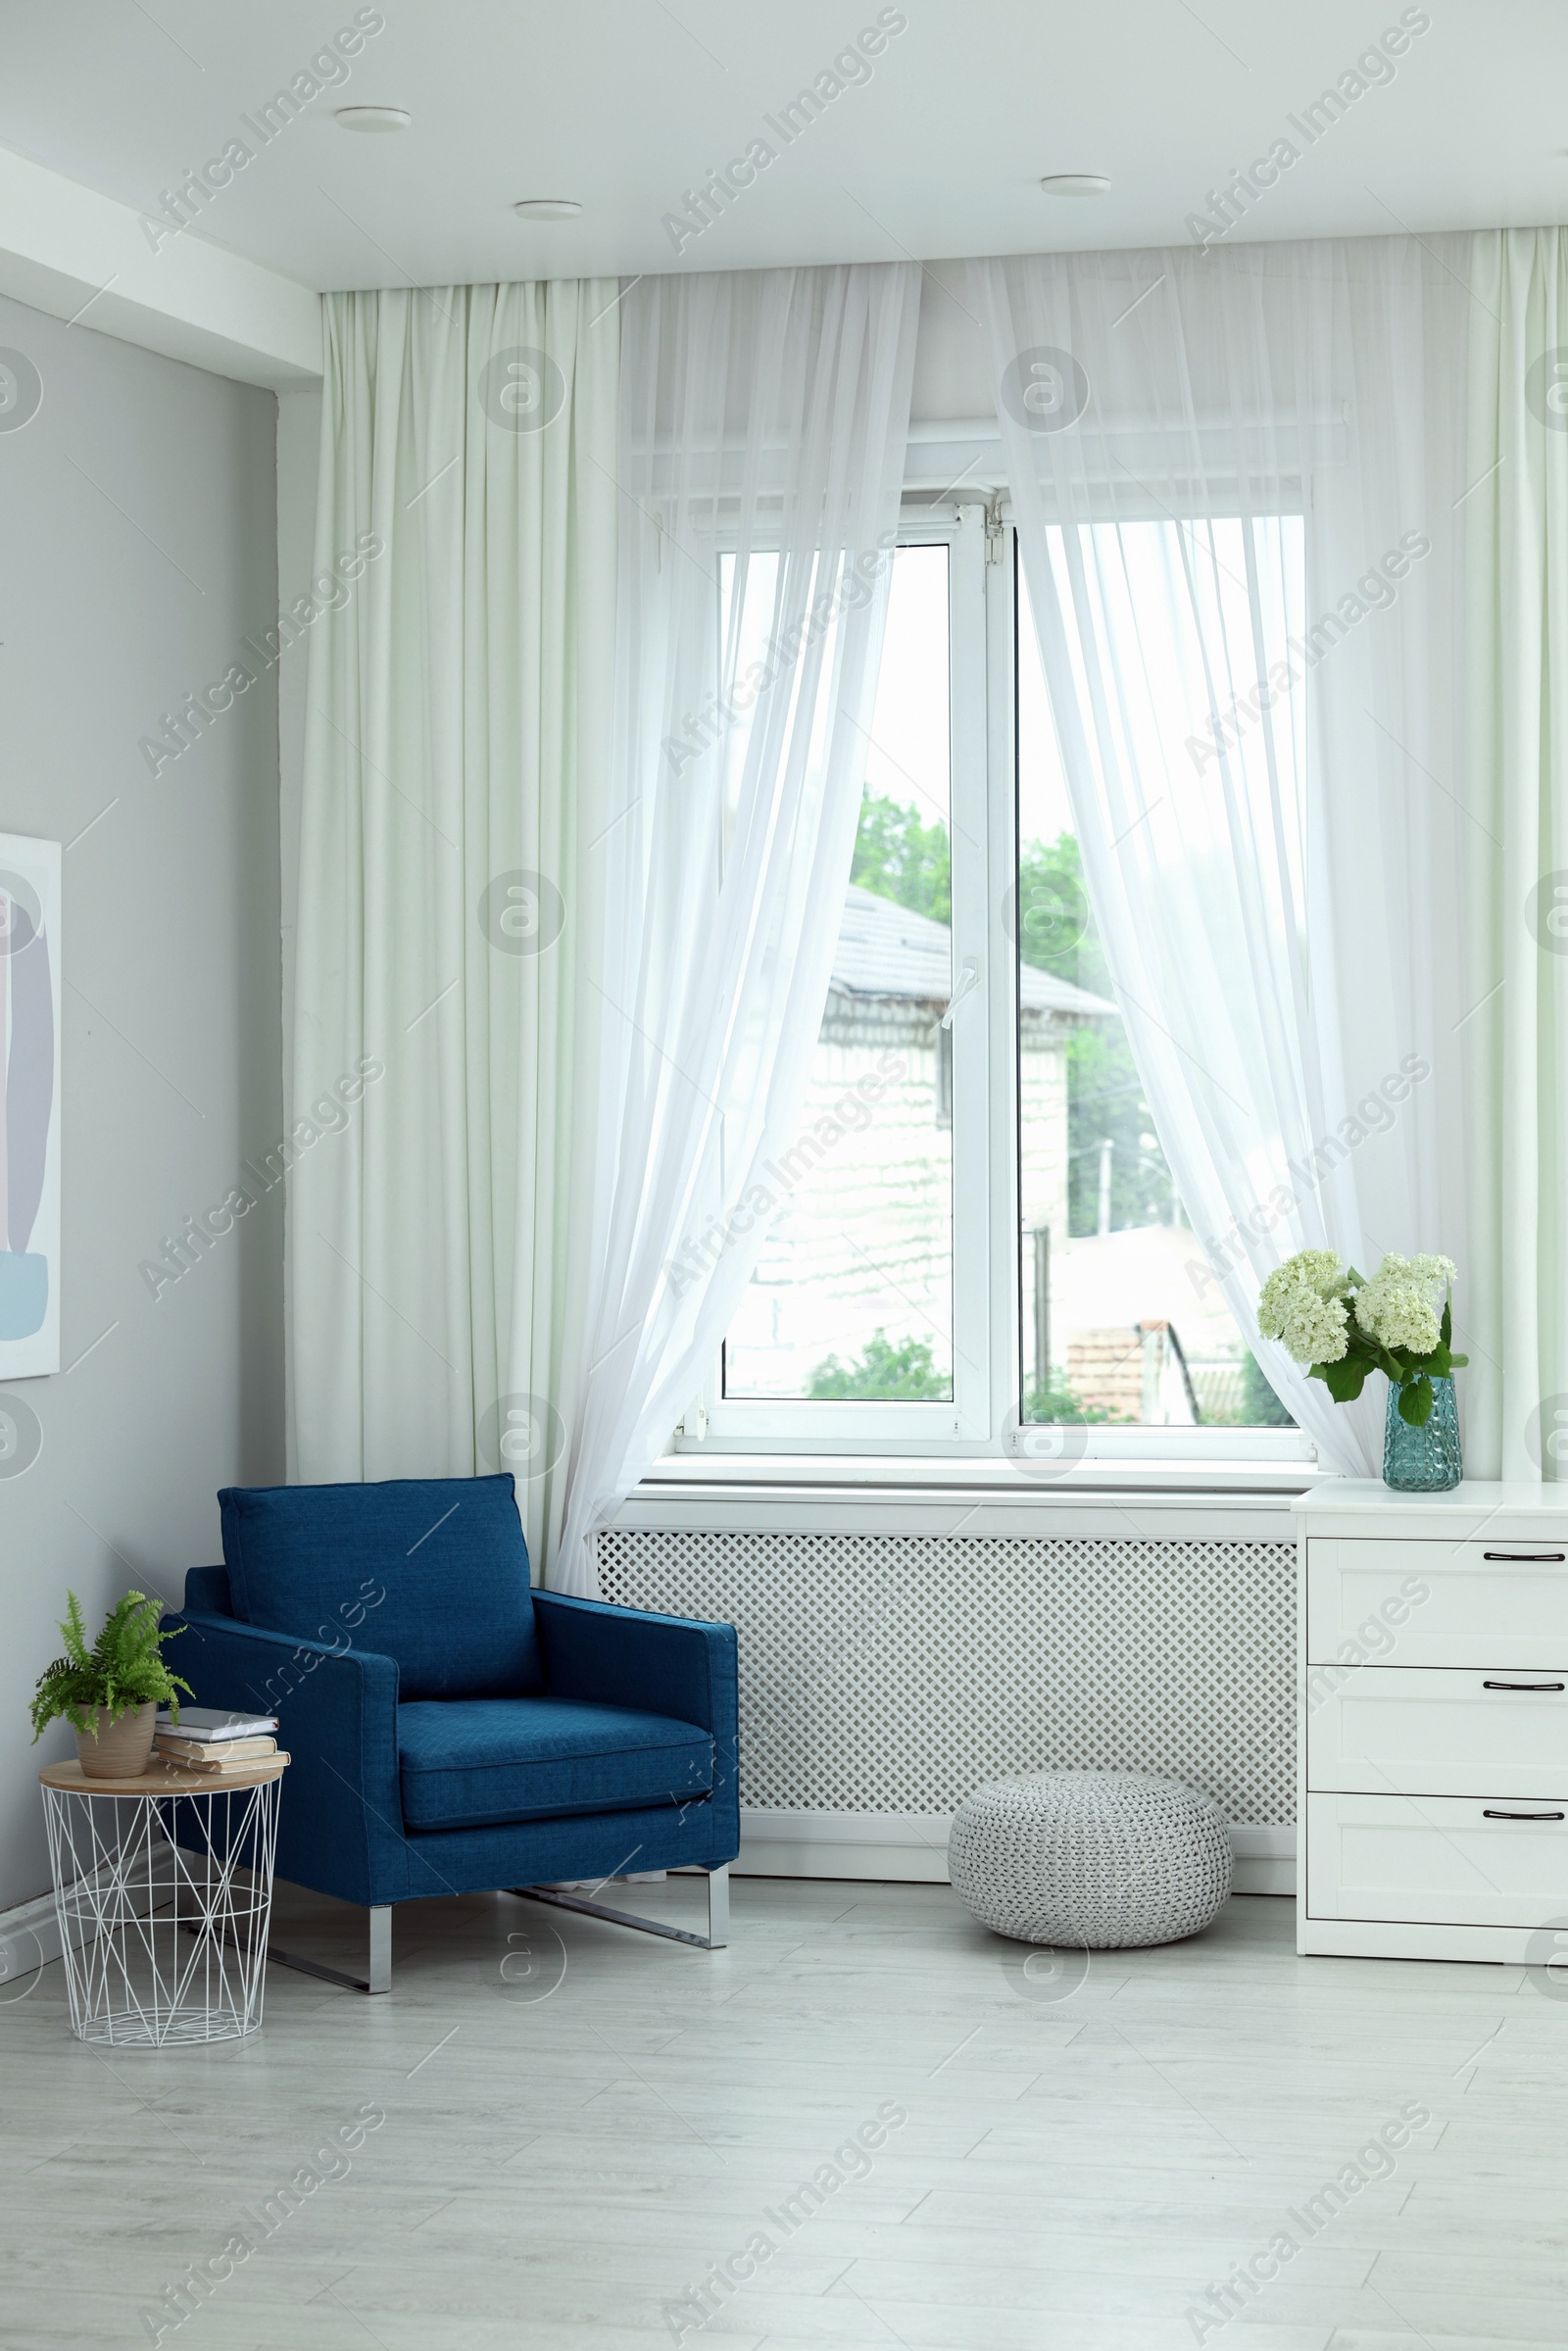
[1256,1273,1293,1342]
[1353,1251,1449,1355]
[1281,1291,1349,1365]
[1257,1249,1351,1364]
[1292,1249,1349,1296]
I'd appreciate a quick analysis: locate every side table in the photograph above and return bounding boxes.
[39,1753,287,2045]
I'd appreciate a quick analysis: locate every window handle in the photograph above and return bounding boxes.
[941,957,980,1030]
[1482,1680,1566,1693]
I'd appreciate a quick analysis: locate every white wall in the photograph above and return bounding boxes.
[0,290,284,1911]
[909,259,994,428]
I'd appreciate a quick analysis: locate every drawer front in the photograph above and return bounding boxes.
[1308,1666,1568,1797]
[1305,1791,1568,1928]
[1306,1536,1568,1668]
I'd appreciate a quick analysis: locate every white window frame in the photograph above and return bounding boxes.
[678,498,1315,1468]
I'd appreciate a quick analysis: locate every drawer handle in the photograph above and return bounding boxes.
[1483,1808,1566,1822]
[1483,1680,1567,1692]
[1483,1551,1566,1562]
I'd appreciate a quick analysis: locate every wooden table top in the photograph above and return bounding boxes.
[38,1754,289,1796]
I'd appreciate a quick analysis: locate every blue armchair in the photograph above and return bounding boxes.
[165,1473,739,1991]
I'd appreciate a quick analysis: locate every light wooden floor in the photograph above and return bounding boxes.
[0,1876,1561,2350]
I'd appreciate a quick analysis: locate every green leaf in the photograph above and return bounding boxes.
[1441,1292,1453,1349]
[62,1591,88,1671]
[1311,1355,1369,1403]
[1397,1376,1434,1427]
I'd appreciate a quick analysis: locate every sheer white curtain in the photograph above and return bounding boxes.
[289,281,618,1573]
[551,262,919,1587]
[977,241,1473,1472]
[1463,229,1568,1480]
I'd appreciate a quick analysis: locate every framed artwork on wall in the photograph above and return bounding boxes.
[0,834,60,1378]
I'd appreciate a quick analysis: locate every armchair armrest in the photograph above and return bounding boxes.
[532,1591,739,1855]
[532,1591,736,1726]
[165,1607,409,1909]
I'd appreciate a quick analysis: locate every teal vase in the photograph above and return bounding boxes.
[1383,1375,1461,1492]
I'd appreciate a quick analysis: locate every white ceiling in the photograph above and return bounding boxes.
[0,0,1564,293]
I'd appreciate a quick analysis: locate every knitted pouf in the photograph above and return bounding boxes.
[948,1768,1233,1949]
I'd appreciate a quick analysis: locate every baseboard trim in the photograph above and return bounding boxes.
[0,1884,65,1985]
[736,1808,1296,1897]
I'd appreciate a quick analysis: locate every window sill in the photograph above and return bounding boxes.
[612,1452,1328,1542]
[643,1450,1320,1496]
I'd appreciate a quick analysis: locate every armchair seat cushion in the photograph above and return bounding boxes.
[398,1696,714,1833]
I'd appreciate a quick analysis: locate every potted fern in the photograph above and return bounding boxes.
[30,1592,191,1779]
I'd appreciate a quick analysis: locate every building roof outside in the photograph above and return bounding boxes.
[831,884,1117,1018]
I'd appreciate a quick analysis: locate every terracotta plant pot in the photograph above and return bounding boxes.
[74,1700,157,1780]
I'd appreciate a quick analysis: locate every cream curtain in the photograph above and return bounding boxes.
[288,280,618,1570]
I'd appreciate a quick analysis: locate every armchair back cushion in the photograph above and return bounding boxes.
[217,1474,544,1700]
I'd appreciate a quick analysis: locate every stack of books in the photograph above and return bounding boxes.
[154,1706,285,1774]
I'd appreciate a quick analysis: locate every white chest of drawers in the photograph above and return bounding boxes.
[1294,1480,1568,1961]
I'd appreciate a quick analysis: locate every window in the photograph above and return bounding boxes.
[688,500,1313,1462]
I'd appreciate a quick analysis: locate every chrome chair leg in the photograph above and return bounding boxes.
[511,1867,730,1951]
[268,1903,392,1992]
[707,1863,729,1947]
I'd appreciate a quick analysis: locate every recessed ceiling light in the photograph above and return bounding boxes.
[514,199,583,221]
[335,106,412,133]
[1040,173,1111,196]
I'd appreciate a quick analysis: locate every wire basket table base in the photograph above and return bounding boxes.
[40,1763,283,2047]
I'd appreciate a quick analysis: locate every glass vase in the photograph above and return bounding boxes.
[1383,1375,1461,1493]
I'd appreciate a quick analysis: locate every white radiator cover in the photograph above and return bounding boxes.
[597,1529,1295,1890]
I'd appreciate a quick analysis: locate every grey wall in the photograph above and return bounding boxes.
[0,291,283,1911]
[275,384,323,1477]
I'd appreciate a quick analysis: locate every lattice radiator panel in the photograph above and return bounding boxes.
[596,1531,1295,1826]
